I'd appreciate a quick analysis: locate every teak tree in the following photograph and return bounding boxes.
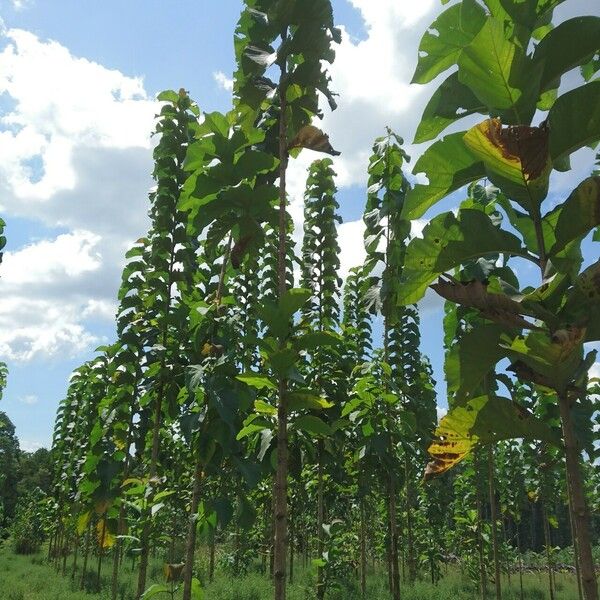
[403,2,600,598]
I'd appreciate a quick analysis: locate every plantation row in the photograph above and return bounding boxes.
[1,0,599,599]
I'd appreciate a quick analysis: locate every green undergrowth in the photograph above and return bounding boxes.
[0,541,583,600]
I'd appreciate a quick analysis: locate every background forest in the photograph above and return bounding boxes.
[0,1,599,600]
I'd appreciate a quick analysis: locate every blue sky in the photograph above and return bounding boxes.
[0,0,598,451]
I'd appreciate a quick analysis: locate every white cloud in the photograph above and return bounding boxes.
[2,230,101,284]
[11,0,31,11]
[19,394,37,405]
[0,29,156,361]
[213,70,233,92]
[20,439,46,452]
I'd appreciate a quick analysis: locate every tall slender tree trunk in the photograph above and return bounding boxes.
[136,389,163,599]
[405,456,416,584]
[360,497,367,598]
[568,497,584,600]
[182,458,203,600]
[488,446,501,600]
[477,492,487,600]
[516,529,524,600]
[273,35,290,600]
[71,534,79,580]
[388,475,400,600]
[97,517,107,588]
[289,507,294,585]
[80,521,92,590]
[541,501,556,600]
[316,441,326,600]
[558,392,598,600]
[209,528,215,583]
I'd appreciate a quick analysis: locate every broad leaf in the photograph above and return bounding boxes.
[446,324,508,403]
[414,72,486,143]
[549,177,600,256]
[458,18,540,122]
[533,16,600,93]
[403,133,485,219]
[293,415,332,437]
[548,81,600,163]
[236,374,277,390]
[399,209,524,304]
[503,329,585,393]
[412,0,486,84]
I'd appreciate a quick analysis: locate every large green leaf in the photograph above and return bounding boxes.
[293,415,332,437]
[548,81,600,163]
[458,17,540,121]
[414,72,486,143]
[412,0,487,84]
[534,17,600,93]
[503,329,585,393]
[403,133,485,219]
[399,209,525,304]
[425,395,559,479]
[446,324,507,403]
[484,0,565,31]
[549,177,600,256]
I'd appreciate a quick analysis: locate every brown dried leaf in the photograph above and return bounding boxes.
[288,125,341,156]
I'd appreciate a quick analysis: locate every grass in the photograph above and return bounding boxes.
[0,540,583,599]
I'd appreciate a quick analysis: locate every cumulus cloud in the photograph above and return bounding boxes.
[213,70,233,92]
[0,28,156,361]
[18,394,37,404]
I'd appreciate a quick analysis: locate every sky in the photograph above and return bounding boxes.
[0,0,598,451]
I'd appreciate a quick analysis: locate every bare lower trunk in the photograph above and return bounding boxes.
[209,528,215,583]
[477,493,487,600]
[71,534,79,580]
[182,459,203,600]
[97,518,107,588]
[316,442,325,600]
[558,392,598,600]
[360,497,367,598]
[568,496,584,600]
[405,456,416,584]
[80,522,92,590]
[273,34,290,600]
[388,475,400,600]
[488,446,501,600]
[136,389,164,599]
[542,501,555,600]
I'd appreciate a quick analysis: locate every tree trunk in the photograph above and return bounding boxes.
[182,458,203,600]
[97,517,107,588]
[316,441,325,600]
[568,496,584,600]
[273,35,290,600]
[209,528,215,583]
[405,456,416,584]
[477,493,487,600]
[289,508,294,585]
[360,497,367,598]
[80,521,92,590]
[558,392,598,600]
[388,475,400,600]
[71,534,79,580]
[488,446,502,600]
[542,501,555,600]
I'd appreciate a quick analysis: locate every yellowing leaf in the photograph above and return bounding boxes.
[464,118,551,206]
[425,395,557,480]
[96,518,116,549]
[76,511,91,536]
